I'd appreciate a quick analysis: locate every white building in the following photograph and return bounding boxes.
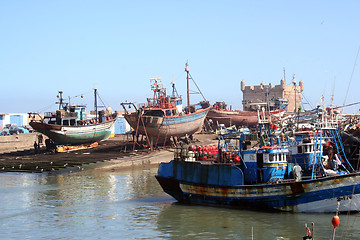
[0,113,28,128]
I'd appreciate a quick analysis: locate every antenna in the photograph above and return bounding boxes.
[283,67,286,81]
[94,87,98,121]
[56,90,66,110]
[292,74,296,113]
[171,76,179,97]
[185,61,190,111]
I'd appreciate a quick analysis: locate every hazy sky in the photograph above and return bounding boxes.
[1,0,359,113]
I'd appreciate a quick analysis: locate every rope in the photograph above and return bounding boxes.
[301,92,314,110]
[96,91,108,109]
[343,45,360,110]
[188,72,207,102]
[35,102,57,114]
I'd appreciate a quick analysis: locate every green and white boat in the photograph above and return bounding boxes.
[29,89,117,146]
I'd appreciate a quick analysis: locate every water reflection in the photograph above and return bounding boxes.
[0,166,359,240]
[156,203,360,240]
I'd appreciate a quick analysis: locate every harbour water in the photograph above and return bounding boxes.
[1,165,360,240]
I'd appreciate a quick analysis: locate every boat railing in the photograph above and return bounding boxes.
[44,112,55,118]
[146,98,176,109]
[28,112,46,123]
[120,102,138,114]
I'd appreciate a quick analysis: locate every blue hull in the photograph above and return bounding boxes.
[156,160,360,212]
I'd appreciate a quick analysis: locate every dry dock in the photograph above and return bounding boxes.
[0,133,217,173]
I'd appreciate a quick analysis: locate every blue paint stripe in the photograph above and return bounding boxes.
[163,109,208,125]
[178,174,360,208]
[182,184,360,208]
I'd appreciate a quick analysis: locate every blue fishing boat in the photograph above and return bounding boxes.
[156,119,360,212]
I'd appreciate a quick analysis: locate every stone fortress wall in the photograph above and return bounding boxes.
[241,77,304,112]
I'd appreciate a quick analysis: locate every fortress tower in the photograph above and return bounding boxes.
[241,77,304,112]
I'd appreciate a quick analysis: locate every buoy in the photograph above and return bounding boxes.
[203,152,208,160]
[332,215,340,228]
[198,151,203,160]
[189,145,196,151]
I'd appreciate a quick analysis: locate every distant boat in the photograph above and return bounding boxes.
[207,103,286,128]
[29,89,117,146]
[121,63,211,144]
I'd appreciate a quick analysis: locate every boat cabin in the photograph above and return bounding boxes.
[46,106,86,126]
[288,131,323,172]
[242,146,288,184]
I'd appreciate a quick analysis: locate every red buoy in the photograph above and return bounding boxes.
[332,215,340,228]
[189,145,196,151]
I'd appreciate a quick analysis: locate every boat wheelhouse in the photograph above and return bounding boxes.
[242,146,288,184]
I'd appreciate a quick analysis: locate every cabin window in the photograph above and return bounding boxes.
[70,119,76,126]
[297,146,303,154]
[144,110,164,117]
[172,109,177,115]
[62,119,69,126]
[269,154,274,162]
[276,154,279,162]
[304,145,308,153]
[166,110,171,116]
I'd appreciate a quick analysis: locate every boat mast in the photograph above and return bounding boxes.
[185,62,190,112]
[94,88,98,120]
[171,76,179,97]
[292,74,297,113]
[58,91,64,110]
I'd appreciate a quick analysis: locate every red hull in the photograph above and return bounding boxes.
[207,108,285,128]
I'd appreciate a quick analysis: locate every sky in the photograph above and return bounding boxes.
[1,0,360,114]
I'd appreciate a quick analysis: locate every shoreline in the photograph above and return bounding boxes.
[0,133,217,173]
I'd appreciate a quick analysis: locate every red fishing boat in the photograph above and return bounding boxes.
[121,63,211,145]
[207,102,285,128]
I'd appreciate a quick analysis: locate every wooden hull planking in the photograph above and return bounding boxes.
[124,108,210,141]
[207,108,285,127]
